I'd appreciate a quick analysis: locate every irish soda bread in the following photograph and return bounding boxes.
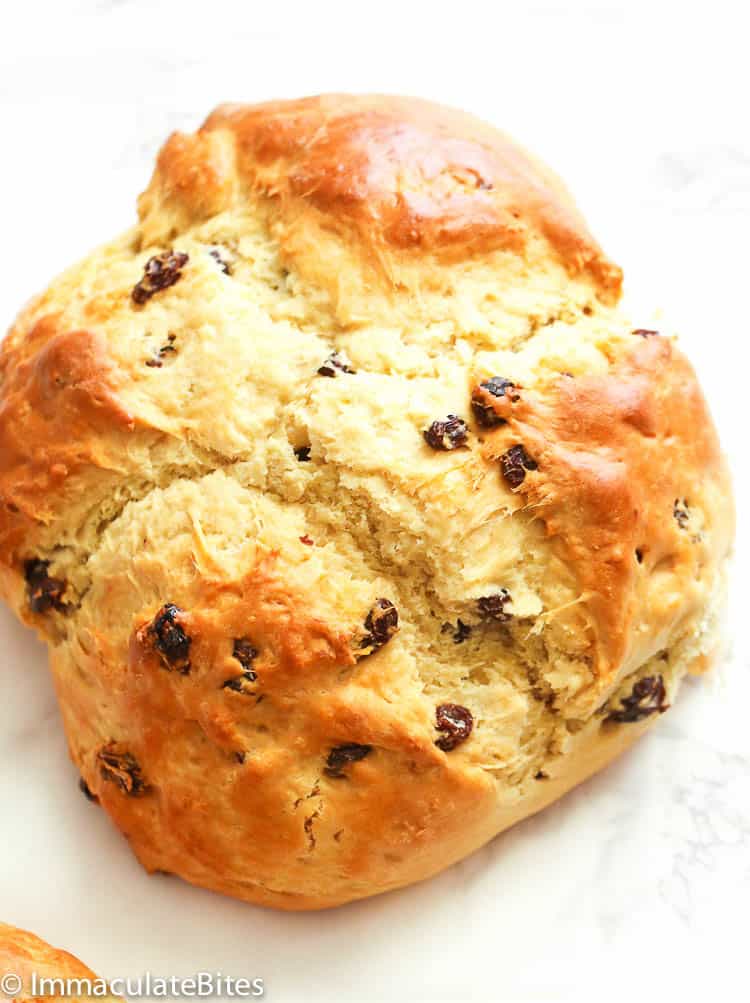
[0,95,733,909]
[0,923,118,1002]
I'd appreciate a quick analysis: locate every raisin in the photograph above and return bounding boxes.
[632,328,659,338]
[24,558,68,614]
[453,619,472,644]
[209,248,232,274]
[535,770,549,780]
[442,620,472,644]
[435,703,473,751]
[299,534,314,546]
[145,603,191,673]
[484,378,518,398]
[294,445,311,462]
[359,599,399,656]
[673,498,690,529]
[477,590,512,622]
[317,351,356,377]
[232,638,258,674]
[97,744,149,796]
[145,333,177,368]
[324,743,372,778]
[132,251,189,304]
[635,548,644,563]
[223,638,258,693]
[471,377,518,427]
[223,676,257,696]
[500,444,538,488]
[423,415,469,451]
[78,778,98,803]
[605,674,669,724]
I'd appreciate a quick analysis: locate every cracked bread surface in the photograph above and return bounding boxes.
[0,95,734,909]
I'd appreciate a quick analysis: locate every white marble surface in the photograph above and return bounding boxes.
[1,2,748,1001]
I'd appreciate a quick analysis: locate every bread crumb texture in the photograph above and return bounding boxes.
[0,95,733,908]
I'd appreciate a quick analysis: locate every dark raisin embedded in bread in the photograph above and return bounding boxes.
[145,333,177,368]
[435,704,474,751]
[317,351,356,377]
[673,498,690,529]
[97,744,149,796]
[477,590,512,621]
[454,620,472,643]
[24,558,68,614]
[500,444,538,488]
[605,674,669,723]
[324,743,372,778]
[471,377,518,427]
[359,599,399,656]
[232,638,258,674]
[442,620,466,642]
[223,638,259,693]
[146,603,191,673]
[423,415,469,450]
[132,251,189,304]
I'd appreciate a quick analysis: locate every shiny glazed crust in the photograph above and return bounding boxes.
[0,95,734,909]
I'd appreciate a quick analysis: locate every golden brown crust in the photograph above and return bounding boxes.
[476,333,734,703]
[0,94,733,910]
[59,550,497,909]
[0,923,116,1002]
[63,578,680,912]
[0,318,136,572]
[142,94,621,298]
